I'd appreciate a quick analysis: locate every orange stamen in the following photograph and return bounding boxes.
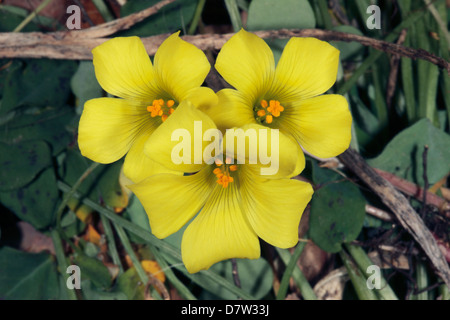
[213,160,237,188]
[147,99,177,121]
[260,100,268,108]
[257,109,266,117]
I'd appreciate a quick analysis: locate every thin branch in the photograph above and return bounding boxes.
[69,0,176,39]
[231,258,242,290]
[0,29,448,74]
[338,148,450,289]
[373,168,450,218]
[386,29,407,109]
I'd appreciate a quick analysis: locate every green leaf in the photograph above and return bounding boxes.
[62,150,128,210]
[0,105,76,156]
[0,140,52,191]
[73,253,112,290]
[247,0,316,30]
[118,0,199,37]
[70,61,103,114]
[247,0,316,63]
[117,267,146,300]
[0,60,22,109]
[81,280,127,300]
[1,59,77,113]
[368,119,450,185]
[126,195,151,233]
[0,246,59,299]
[0,167,58,229]
[197,258,273,300]
[309,179,366,253]
[332,25,364,60]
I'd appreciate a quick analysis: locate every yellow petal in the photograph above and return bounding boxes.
[222,123,305,178]
[181,183,260,273]
[271,37,340,101]
[240,171,314,248]
[183,86,219,111]
[215,29,275,103]
[123,129,181,184]
[92,37,159,102]
[78,97,150,164]
[128,166,214,239]
[144,100,218,173]
[279,94,352,158]
[154,32,211,102]
[200,89,256,133]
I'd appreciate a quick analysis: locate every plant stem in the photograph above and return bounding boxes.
[188,0,206,35]
[13,0,53,32]
[113,224,147,283]
[57,180,255,300]
[345,243,398,300]
[317,0,333,30]
[150,244,197,300]
[337,0,439,95]
[276,245,317,300]
[224,0,242,32]
[55,162,101,231]
[339,250,379,300]
[50,229,78,300]
[99,213,124,274]
[412,261,429,300]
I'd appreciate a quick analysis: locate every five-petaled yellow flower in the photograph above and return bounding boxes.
[78,32,217,183]
[201,29,352,162]
[128,101,314,273]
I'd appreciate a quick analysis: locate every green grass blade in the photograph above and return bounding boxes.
[13,0,52,32]
[317,0,333,30]
[276,245,317,300]
[57,180,255,300]
[50,229,78,300]
[188,0,206,35]
[99,214,124,274]
[224,0,242,32]
[339,250,379,300]
[276,242,306,300]
[401,36,417,123]
[150,244,197,300]
[345,244,398,300]
[337,0,442,95]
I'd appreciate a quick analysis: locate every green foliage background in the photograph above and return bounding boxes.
[0,0,449,300]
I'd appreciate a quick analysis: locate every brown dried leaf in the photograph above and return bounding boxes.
[17,221,55,254]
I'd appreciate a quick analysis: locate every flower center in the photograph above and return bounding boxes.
[255,99,285,124]
[147,99,176,122]
[213,157,238,188]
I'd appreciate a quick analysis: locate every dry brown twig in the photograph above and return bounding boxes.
[338,148,450,289]
[386,29,408,109]
[144,275,170,300]
[373,168,450,218]
[0,16,449,75]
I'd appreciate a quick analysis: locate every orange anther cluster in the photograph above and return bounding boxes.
[147,99,176,122]
[267,100,284,117]
[256,99,284,124]
[213,158,237,188]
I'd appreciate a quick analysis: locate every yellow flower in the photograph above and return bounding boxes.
[78,32,217,183]
[128,101,313,273]
[201,29,352,161]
